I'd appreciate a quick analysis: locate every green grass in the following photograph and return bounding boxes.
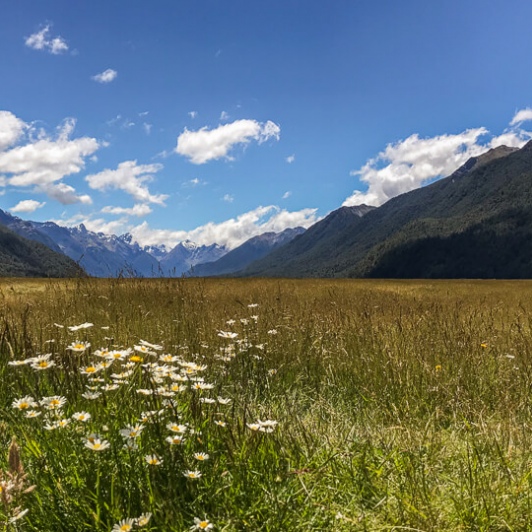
[1,277,532,531]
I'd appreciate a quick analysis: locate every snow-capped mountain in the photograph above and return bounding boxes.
[0,209,230,277]
[159,240,228,276]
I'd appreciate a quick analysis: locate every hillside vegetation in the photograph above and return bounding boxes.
[243,143,532,278]
[0,224,86,277]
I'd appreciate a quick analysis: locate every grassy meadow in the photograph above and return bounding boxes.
[1,277,532,531]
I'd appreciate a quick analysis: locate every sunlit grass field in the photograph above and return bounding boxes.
[2,277,532,531]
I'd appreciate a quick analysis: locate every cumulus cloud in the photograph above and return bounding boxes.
[85,160,168,205]
[343,113,532,207]
[176,119,281,164]
[55,214,129,237]
[25,25,68,54]
[282,191,292,199]
[101,204,152,217]
[0,115,100,194]
[129,205,319,249]
[222,194,234,203]
[10,199,46,213]
[286,154,295,164]
[92,69,118,83]
[0,111,27,151]
[43,183,92,205]
[510,108,532,125]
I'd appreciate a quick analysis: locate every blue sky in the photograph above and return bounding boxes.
[1,0,532,248]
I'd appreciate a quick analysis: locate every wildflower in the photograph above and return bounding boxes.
[112,518,135,532]
[247,423,261,432]
[68,341,90,353]
[25,410,41,418]
[137,513,152,527]
[192,382,214,391]
[8,359,31,366]
[166,435,185,445]
[170,383,186,393]
[145,454,163,465]
[167,423,188,434]
[257,419,278,432]
[72,412,91,422]
[12,396,38,410]
[481,342,488,348]
[93,349,110,358]
[82,391,102,400]
[41,396,67,410]
[80,364,103,375]
[240,318,249,325]
[191,517,214,530]
[214,420,227,427]
[134,345,154,356]
[217,331,238,339]
[184,470,202,479]
[217,397,231,404]
[200,398,216,404]
[129,355,143,363]
[140,410,164,423]
[137,389,154,396]
[120,424,144,439]
[267,329,278,335]
[68,322,94,331]
[159,354,179,363]
[84,438,110,451]
[140,339,163,350]
[102,383,120,391]
[194,452,209,461]
[435,364,442,372]
[31,359,56,371]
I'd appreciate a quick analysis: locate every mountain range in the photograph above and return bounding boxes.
[2,140,532,279]
[0,210,302,278]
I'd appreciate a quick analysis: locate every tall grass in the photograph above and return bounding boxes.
[1,278,532,530]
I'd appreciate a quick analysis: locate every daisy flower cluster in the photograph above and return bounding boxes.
[8,312,278,529]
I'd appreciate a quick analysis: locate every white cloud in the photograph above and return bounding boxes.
[25,25,68,54]
[510,108,532,125]
[92,69,118,84]
[220,111,230,121]
[343,119,532,207]
[222,194,234,203]
[101,204,152,217]
[129,205,318,249]
[286,154,295,164]
[0,111,27,151]
[0,117,99,190]
[188,111,198,119]
[43,183,92,205]
[176,119,281,164]
[143,123,152,135]
[10,199,46,213]
[56,214,129,237]
[182,178,205,187]
[282,191,292,199]
[85,160,168,205]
